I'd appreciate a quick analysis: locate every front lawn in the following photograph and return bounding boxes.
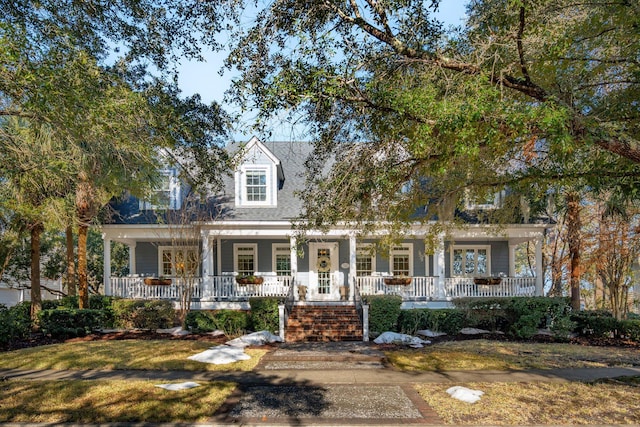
[416,377,640,425]
[0,380,235,423]
[385,340,640,371]
[0,340,266,371]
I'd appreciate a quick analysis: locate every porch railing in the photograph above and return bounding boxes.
[110,275,292,300]
[110,275,535,301]
[357,276,437,300]
[356,276,536,300]
[444,277,536,299]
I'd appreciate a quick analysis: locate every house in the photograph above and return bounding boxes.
[101,137,548,340]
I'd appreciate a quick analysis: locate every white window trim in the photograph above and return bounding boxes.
[235,165,277,208]
[233,243,258,275]
[450,245,492,277]
[464,189,504,210]
[157,245,198,277]
[272,243,291,276]
[390,243,413,276]
[356,244,377,276]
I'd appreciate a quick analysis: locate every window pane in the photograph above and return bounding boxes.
[246,170,267,202]
[477,249,488,275]
[275,254,291,276]
[356,255,372,276]
[465,249,476,275]
[392,255,410,276]
[237,254,254,275]
[453,249,463,275]
[162,250,173,276]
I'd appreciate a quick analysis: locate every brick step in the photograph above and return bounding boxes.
[285,304,363,342]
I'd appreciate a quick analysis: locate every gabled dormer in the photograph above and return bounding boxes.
[234,137,284,208]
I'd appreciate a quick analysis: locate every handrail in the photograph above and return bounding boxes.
[353,281,363,326]
[283,276,296,324]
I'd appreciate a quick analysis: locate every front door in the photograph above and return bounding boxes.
[309,242,339,301]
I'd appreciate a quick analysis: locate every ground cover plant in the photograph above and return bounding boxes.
[0,339,266,372]
[385,340,640,371]
[416,378,640,425]
[0,380,235,423]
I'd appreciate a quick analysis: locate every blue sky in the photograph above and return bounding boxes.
[176,1,468,141]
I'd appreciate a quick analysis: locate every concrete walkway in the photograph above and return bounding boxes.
[2,341,640,426]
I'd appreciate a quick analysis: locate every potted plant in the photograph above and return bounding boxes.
[383,276,412,286]
[144,277,172,286]
[235,275,264,285]
[473,277,490,285]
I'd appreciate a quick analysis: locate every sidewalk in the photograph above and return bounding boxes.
[2,341,640,426]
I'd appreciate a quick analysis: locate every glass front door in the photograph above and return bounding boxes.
[309,242,339,300]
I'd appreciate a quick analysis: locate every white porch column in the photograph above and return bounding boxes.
[434,233,446,299]
[102,233,111,296]
[349,234,356,299]
[535,238,543,296]
[508,243,517,277]
[216,237,222,275]
[201,231,213,277]
[128,243,137,275]
[290,236,298,281]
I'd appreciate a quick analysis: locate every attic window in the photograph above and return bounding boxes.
[236,165,277,207]
[465,190,504,210]
[246,170,267,202]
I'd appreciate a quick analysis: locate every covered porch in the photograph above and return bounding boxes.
[102,223,546,308]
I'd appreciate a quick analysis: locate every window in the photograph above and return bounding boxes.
[272,244,291,276]
[246,170,267,202]
[140,169,182,210]
[234,244,258,276]
[158,246,198,277]
[390,244,413,276]
[236,165,277,207]
[451,246,490,276]
[465,190,504,210]
[356,245,376,276]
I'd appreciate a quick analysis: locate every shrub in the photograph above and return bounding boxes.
[453,296,572,339]
[111,299,176,330]
[249,297,280,333]
[38,308,105,338]
[620,319,640,342]
[185,311,217,333]
[453,298,509,331]
[505,297,572,339]
[399,309,465,336]
[365,295,402,336]
[571,310,620,338]
[0,303,31,345]
[184,310,249,337]
[212,310,249,337]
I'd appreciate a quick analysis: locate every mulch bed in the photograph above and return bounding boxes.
[3,329,639,353]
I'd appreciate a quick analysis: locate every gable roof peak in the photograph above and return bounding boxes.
[238,136,281,165]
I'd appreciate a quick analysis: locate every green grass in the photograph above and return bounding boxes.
[0,380,235,423]
[0,340,266,371]
[386,340,640,371]
[416,377,640,425]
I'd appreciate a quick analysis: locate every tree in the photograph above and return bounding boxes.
[219,1,640,224]
[0,119,72,321]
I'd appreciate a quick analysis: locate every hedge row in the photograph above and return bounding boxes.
[184,297,281,336]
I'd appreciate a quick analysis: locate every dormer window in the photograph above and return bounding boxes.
[140,168,183,210]
[465,189,505,210]
[246,169,267,202]
[233,137,282,208]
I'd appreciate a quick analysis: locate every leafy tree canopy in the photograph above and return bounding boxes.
[220,0,640,231]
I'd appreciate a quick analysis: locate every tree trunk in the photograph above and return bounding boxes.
[65,225,76,296]
[566,193,582,311]
[30,221,44,325]
[77,222,89,309]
